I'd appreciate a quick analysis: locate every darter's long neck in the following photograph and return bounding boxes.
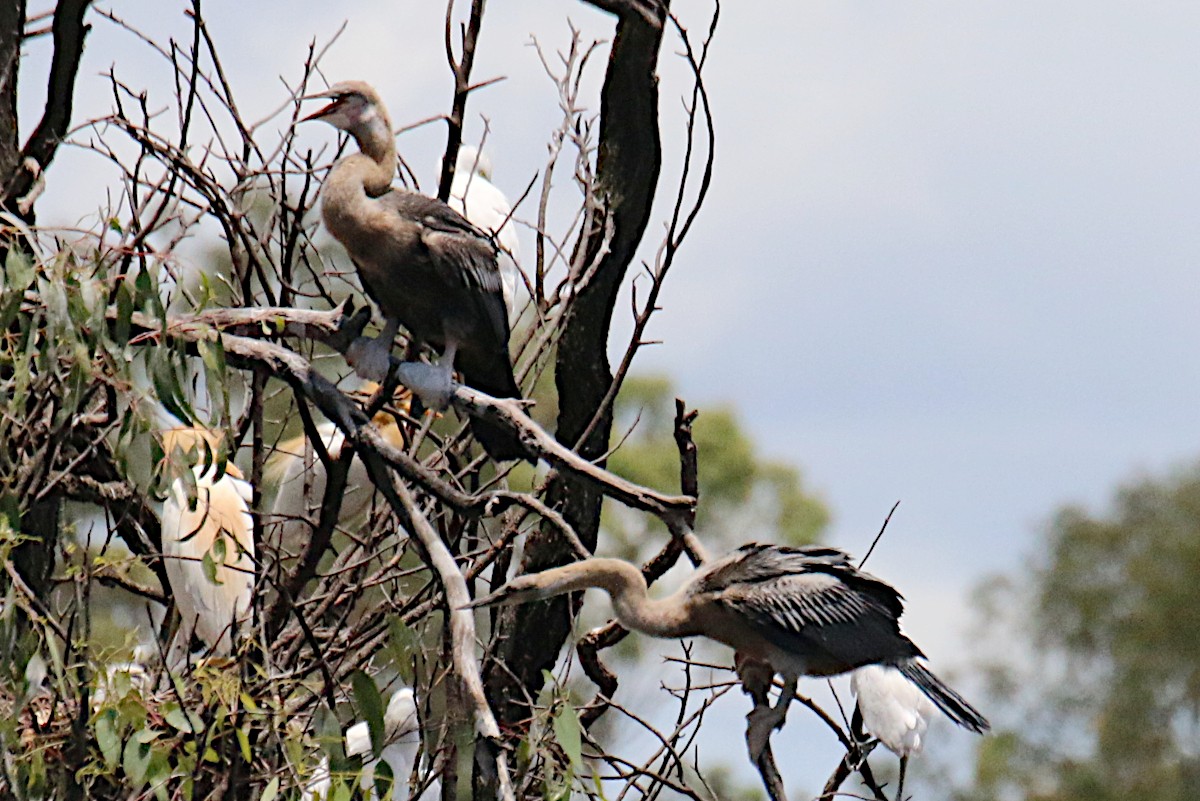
[537,559,699,639]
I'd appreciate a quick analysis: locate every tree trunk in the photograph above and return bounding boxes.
[0,1,24,193]
[478,5,668,797]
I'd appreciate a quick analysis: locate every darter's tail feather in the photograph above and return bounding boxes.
[898,661,990,733]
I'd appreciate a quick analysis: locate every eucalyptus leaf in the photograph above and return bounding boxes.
[201,550,222,586]
[553,701,583,771]
[350,669,386,758]
[236,726,252,762]
[386,617,420,685]
[163,703,201,734]
[94,709,121,766]
[123,735,152,789]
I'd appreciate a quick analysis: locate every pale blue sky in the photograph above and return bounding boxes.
[23,0,1200,790]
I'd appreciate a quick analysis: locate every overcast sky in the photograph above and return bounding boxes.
[24,0,1200,791]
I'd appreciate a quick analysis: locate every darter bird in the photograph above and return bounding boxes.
[466,543,989,760]
[302,81,528,461]
[158,427,255,664]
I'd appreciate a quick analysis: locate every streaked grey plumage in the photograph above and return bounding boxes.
[467,542,988,758]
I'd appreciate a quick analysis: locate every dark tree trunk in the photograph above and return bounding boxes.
[1,0,92,222]
[1,0,94,607]
[478,4,669,797]
[0,1,25,192]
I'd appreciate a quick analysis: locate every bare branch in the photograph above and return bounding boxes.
[4,0,93,217]
[438,0,489,201]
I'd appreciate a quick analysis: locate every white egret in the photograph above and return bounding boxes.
[851,663,942,799]
[267,391,408,561]
[304,687,439,801]
[448,145,523,325]
[159,427,255,664]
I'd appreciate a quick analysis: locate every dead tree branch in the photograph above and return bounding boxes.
[2,0,93,219]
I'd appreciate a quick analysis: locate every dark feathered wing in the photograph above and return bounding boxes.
[374,192,529,461]
[697,544,922,675]
[375,192,511,356]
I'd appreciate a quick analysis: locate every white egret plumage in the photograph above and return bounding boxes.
[267,392,409,560]
[851,664,936,757]
[93,645,156,708]
[158,427,255,664]
[303,687,439,801]
[851,664,943,799]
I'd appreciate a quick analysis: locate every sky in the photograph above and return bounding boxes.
[21,0,1200,792]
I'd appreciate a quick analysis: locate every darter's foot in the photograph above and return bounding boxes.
[746,701,789,761]
[395,361,456,410]
[346,336,393,383]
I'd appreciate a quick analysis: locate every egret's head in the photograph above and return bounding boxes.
[455,145,494,181]
[159,426,243,479]
[302,81,384,132]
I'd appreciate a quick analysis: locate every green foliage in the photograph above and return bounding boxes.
[960,463,1200,801]
[605,375,828,557]
[349,670,386,759]
[520,672,589,801]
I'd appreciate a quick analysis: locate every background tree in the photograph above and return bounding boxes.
[1,0,95,614]
[956,463,1200,801]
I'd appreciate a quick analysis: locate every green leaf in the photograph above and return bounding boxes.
[147,750,172,801]
[0,492,19,531]
[372,759,395,800]
[386,617,420,684]
[4,249,34,289]
[133,265,154,309]
[516,735,532,770]
[212,535,227,565]
[134,727,160,744]
[0,287,21,330]
[162,703,202,734]
[312,703,346,768]
[114,279,134,347]
[350,670,386,758]
[553,701,583,771]
[236,726,252,762]
[151,356,193,425]
[331,781,353,801]
[261,777,280,801]
[123,734,152,789]
[201,550,222,586]
[95,709,121,766]
[198,338,226,374]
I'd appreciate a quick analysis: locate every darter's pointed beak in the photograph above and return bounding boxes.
[300,88,340,122]
[458,589,508,610]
